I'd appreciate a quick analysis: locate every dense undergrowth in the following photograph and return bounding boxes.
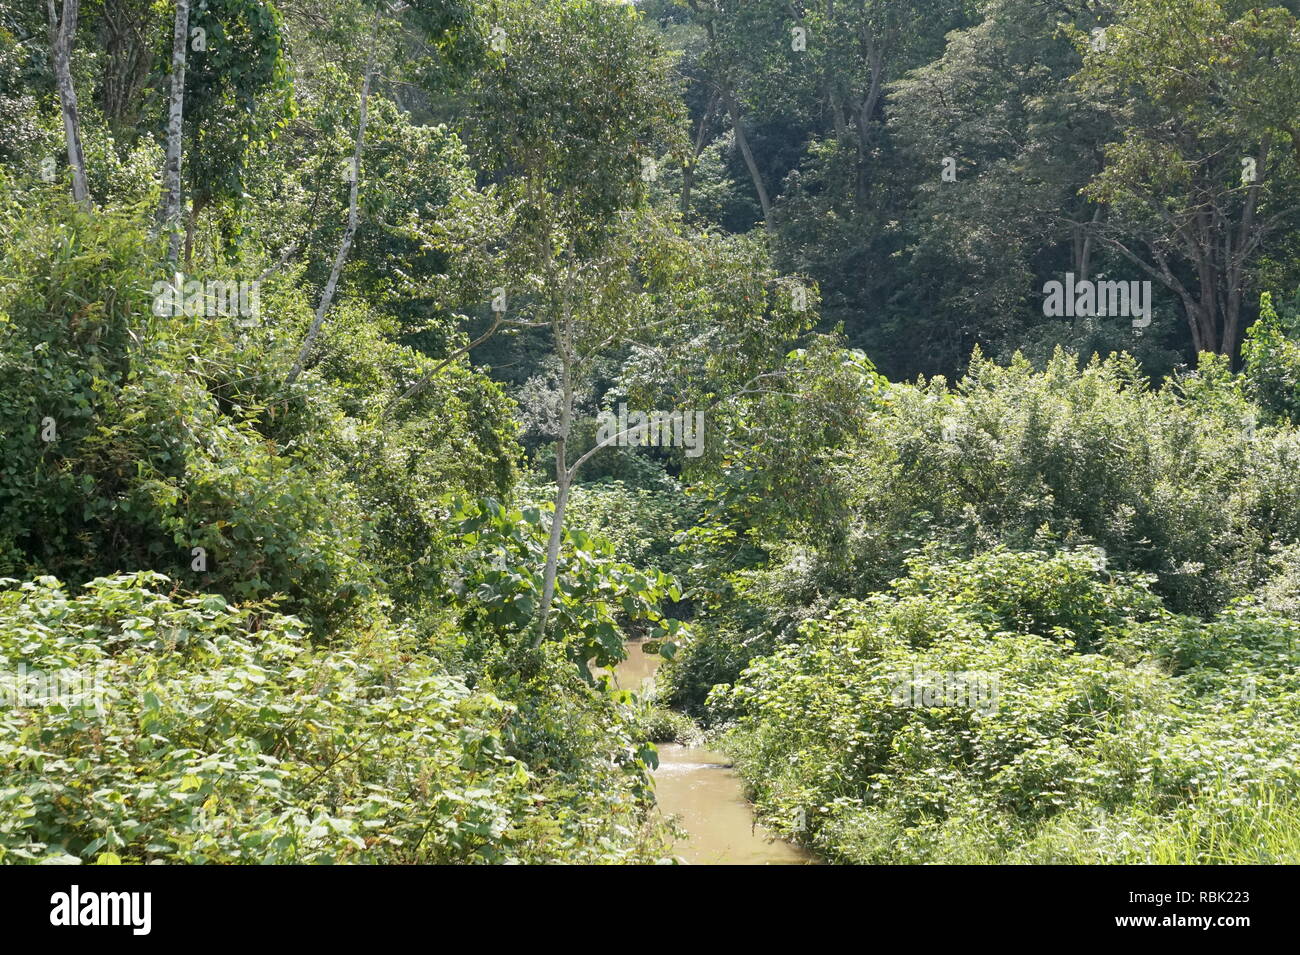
[648,329,1300,864]
[0,573,664,864]
[711,549,1300,863]
[0,194,675,865]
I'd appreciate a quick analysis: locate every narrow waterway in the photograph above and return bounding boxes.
[612,639,814,865]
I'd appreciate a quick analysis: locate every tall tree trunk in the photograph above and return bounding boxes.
[691,0,772,227]
[286,11,381,386]
[1222,140,1267,365]
[46,0,89,207]
[680,89,718,216]
[1072,206,1104,281]
[536,264,576,640]
[853,33,886,207]
[830,90,849,143]
[1223,287,1245,364]
[725,87,772,229]
[537,468,571,641]
[159,0,190,261]
[1193,242,1221,352]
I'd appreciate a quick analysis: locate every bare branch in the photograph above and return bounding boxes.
[286,9,383,385]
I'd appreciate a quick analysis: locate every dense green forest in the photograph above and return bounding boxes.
[1,0,1299,865]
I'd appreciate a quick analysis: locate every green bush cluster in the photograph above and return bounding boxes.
[664,346,1300,710]
[436,495,688,678]
[0,194,523,634]
[0,573,670,864]
[539,478,699,579]
[1242,290,1300,423]
[0,200,365,631]
[714,549,1300,864]
[835,348,1300,616]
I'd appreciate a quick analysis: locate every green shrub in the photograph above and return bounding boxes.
[0,572,669,864]
[0,200,372,631]
[1243,290,1300,422]
[553,478,697,576]
[437,496,688,678]
[633,705,697,744]
[0,193,527,633]
[835,348,1300,616]
[714,548,1300,864]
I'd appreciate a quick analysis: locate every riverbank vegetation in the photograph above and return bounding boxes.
[2,0,1298,863]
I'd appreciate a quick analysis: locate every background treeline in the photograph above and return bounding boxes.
[626,0,1300,381]
[1,0,1299,864]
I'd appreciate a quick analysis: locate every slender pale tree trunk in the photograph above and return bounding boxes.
[46,0,89,206]
[536,260,576,641]
[1072,206,1104,281]
[690,2,771,227]
[725,87,772,229]
[159,0,190,261]
[537,467,571,640]
[287,10,382,385]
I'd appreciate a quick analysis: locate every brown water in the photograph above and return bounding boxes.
[610,639,814,865]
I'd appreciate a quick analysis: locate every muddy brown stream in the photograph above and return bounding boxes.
[609,639,814,865]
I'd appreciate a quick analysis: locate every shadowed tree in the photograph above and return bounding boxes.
[1079,0,1300,359]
